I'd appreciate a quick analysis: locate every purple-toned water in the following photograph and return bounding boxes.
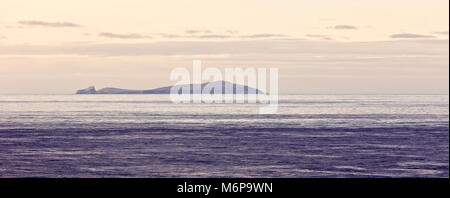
[0,94,448,177]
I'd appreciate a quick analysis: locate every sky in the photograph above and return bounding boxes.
[0,0,448,94]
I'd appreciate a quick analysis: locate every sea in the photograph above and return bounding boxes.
[0,94,448,177]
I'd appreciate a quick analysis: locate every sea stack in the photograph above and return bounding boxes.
[76,86,97,94]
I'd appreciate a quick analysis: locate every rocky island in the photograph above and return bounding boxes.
[76,81,263,94]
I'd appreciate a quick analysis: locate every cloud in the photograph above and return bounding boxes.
[189,34,232,39]
[157,33,181,38]
[6,25,24,29]
[154,32,230,39]
[305,34,332,40]
[186,29,239,35]
[185,30,213,34]
[97,31,290,40]
[1,39,447,57]
[332,25,357,30]
[225,30,239,34]
[240,34,288,38]
[99,32,152,39]
[166,30,287,39]
[390,33,435,39]
[18,20,81,27]
[432,31,449,35]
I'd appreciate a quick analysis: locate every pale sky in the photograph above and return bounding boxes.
[0,0,448,94]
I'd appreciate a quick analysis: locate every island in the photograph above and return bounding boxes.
[76,81,263,94]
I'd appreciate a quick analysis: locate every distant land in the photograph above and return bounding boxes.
[76,81,263,94]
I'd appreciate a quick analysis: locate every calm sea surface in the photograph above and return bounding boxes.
[0,94,448,177]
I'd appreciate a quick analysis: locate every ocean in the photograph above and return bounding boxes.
[0,94,448,177]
